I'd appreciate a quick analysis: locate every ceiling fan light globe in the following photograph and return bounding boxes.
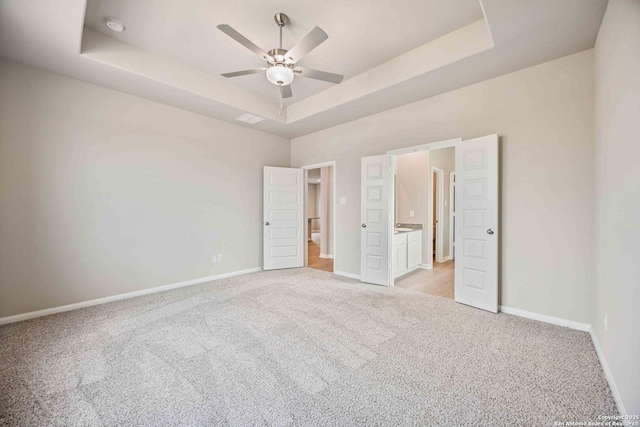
[266,66,294,86]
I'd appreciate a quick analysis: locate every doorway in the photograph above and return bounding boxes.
[391,147,455,299]
[262,162,336,273]
[304,163,335,272]
[360,135,499,313]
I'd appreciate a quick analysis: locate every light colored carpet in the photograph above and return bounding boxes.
[0,268,617,426]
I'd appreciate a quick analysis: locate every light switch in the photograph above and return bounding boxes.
[409,210,415,218]
[340,197,347,205]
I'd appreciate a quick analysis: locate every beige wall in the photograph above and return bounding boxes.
[307,183,319,220]
[0,60,290,318]
[315,183,322,220]
[593,0,640,414]
[292,49,595,323]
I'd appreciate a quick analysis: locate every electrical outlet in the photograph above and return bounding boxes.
[410,210,415,218]
[212,255,217,263]
[604,313,608,332]
[217,254,223,262]
[340,197,347,205]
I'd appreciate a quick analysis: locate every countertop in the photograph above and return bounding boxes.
[394,223,423,235]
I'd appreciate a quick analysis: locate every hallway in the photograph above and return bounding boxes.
[308,233,333,272]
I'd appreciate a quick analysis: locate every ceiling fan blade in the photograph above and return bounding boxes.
[280,84,293,99]
[294,67,343,84]
[285,27,328,63]
[221,68,266,78]
[217,24,273,61]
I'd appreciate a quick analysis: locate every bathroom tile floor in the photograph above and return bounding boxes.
[394,260,454,299]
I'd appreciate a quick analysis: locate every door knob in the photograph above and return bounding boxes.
[487,228,494,235]
[265,222,270,226]
[361,223,367,228]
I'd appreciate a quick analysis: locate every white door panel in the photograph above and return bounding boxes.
[361,155,390,285]
[454,135,499,313]
[263,167,304,270]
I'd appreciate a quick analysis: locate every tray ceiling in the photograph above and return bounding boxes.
[0,0,608,138]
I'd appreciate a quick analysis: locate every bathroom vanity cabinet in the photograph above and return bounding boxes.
[393,230,422,278]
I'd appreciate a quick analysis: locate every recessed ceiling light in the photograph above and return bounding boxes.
[104,18,125,32]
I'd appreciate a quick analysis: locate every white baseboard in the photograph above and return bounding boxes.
[334,270,360,280]
[319,254,334,259]
[499,305,590,331]
[589,327,627,416]
[419,263,433,270]
[394,265,421,279]
[0,267,262,326]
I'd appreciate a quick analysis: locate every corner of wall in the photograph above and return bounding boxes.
[591,0,640,415]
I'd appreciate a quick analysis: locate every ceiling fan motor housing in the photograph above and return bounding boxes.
[267,49,293,66]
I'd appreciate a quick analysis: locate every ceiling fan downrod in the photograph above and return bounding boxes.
[274,13,288,50]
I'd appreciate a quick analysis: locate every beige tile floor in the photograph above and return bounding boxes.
[394,260,454,299]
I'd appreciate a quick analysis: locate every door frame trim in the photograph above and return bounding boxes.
[301,160,337,270]
[449,171,456,260]
[430,166,445,263]
[387,138,462,155]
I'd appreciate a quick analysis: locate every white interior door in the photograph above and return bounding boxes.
[361,155,390,286]
[263,167,304,270]
[454,134,499,312]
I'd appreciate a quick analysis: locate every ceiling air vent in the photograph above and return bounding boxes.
[235,113,265,125]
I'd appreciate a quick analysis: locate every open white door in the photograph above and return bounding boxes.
[360,155,390,286]
[263,167,304,270]
[454,134,499,313]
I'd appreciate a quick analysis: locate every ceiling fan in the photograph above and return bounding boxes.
[217,13,344,100]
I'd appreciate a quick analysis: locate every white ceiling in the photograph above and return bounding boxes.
[84,0,483,105]
[0,0,608,138]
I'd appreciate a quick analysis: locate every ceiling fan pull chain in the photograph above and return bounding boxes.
[279,100,284,116]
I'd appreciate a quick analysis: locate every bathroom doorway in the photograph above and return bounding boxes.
[391,146,455,299]
[360,134,498,312]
